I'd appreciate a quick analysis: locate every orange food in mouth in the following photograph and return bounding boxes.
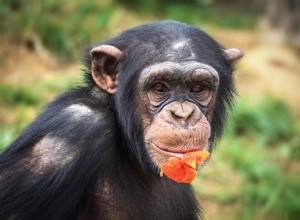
[160,151,210,183]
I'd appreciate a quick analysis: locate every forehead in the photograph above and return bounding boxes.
[139,61,219,83]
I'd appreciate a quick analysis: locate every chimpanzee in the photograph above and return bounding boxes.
[0,21,243,220]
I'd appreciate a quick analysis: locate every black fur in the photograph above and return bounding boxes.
[0,21,235,220]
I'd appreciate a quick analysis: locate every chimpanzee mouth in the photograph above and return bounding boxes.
[150,142,205,159]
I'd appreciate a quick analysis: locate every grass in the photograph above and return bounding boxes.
[229,98,298,144]
[0,84,42,106]
[195,98,300,220]
[0,0,256,60]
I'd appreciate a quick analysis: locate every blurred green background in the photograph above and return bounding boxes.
[0,0,299,219]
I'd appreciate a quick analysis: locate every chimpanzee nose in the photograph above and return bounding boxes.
[168,101,200,127]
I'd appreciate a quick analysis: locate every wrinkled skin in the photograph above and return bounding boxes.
[138,61,219,168]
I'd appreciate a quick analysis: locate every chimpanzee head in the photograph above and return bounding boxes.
[87,21,243,171]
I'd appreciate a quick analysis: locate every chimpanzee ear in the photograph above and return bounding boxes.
[223,48,244,62]
[90,45,123,94]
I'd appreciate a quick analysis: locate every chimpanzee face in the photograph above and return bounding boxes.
[90,22,243,171]
[139,61,219,168]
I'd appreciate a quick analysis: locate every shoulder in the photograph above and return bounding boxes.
[36,87,114,135]
[3,87,114,154]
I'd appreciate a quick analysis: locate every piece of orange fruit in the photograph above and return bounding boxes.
[184,151,210,164]
[160,150,210,183]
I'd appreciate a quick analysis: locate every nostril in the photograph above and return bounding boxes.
[167,101,200,126]
[187,109,195,120]
[170,108,194,123]
[170,110,182,120]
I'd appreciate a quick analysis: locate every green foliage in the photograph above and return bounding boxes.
[0,84,41,105]
[162,4,255,28]
[0,0,116,59]
[37,22,74,58]
[274,178,300,219]
[0,104,34,151]
[116,0,256,28]
[219,98,300,219]
[290,137,300,160]
[0,127,16,151]
[229,98,297,144]
[0,0,256,60]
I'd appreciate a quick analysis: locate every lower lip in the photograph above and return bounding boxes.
[151,143,196,159]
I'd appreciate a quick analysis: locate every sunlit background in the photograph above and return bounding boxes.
[0,0,299,219]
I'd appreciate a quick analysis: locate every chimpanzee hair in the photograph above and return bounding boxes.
[84,20,235,157]
[0,21,237,220]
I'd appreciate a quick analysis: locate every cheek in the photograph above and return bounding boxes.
[141,97,152,130]
[206,93,218,122]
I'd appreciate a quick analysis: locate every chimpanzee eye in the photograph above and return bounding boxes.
[190,84,208,94]
[152,83,169,93]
